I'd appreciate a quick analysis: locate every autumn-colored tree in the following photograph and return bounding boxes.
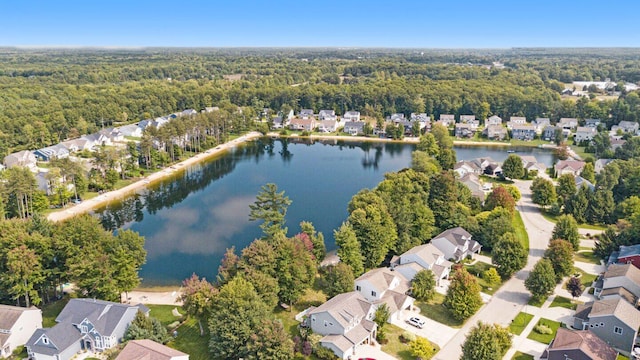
[484,186,516,212]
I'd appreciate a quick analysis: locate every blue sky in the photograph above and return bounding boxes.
[1,0,639,47]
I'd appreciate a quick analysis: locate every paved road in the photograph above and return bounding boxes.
[433,180,554,360]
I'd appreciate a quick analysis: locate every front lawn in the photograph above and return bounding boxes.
[416,293,463,328]
[549,296,579,310]
[381,324,439,360]
[563,268,598,289]
[465,262,504,295]
[526,318,561,344]
[513,211,530,251]
[575,251,601,265]
[540,211,606,231]
[527,296,546,307]
[512,351,535,360]
[509,312,534,335]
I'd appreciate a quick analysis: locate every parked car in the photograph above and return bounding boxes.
[406,316,425,329]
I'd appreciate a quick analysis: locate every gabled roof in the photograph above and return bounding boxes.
[545,328,617,360]
[575,176,595,191]
[555,160,586,172]
[576,126,597,134]
[116,339,189,360]
[587,297,640,330]
[439,114,455,121]
[454,160,482,172]
[343,111,360,117]
[618,244,640,259]
[600,287,637,305]
[432,227,473,247]
[486,115,502,122]
[309,292,373,330]
[603,263,640,286]
[356,268,410,295]
[511,124,536,131]
[0,305,39,347]
[400,243,445,265]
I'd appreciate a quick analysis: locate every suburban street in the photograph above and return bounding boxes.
[434,179,554,360]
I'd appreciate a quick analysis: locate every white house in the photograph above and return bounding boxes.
[575,126,597,143]
[430,227,481,262]
[438,114,455,127]
[354,268,414,322]
[118,124,143,138]
[342,111,360,122]
[319,110,337,121]
[0,305,42,358]
[3,150,37,170]
[506,116,527,130]
[318,120,338,133]
[555,160,586,177]
[392,243,453,285]
[485,115,503,126]
[594,264,640,301]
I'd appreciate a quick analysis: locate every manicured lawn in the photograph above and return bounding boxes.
[563,268,598,289]
[146,304,184,327]
[540,211,606,231]
[479,174,514,185]
[513,211,530,251]
[617,354,630,360]
[527,318,561,344]
[527,296,546,307]
[381,324,439,360]
[510,138,548,147]
[512,351,535,360]
[575,251,601,265]
[549,296,579,310]
[41,297,70,327]
[167,316,210,360]
[465,262,504,295]
[570,145,589,161]
[416,293,463,328]
[509,312,534,335]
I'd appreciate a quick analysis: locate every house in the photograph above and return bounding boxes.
[203,106,219,113]
[519,155,546,175]
[354,268,414,322]
[459,115,476,123]
[319,110,337,121]
[438,114,455,127]
[299,109,315,120]
[306,292,377,360]
[573,297,640,356]
[458,173,486,201]
[593,264,640,301]
[485,115,503,126]
[118,124,143,138]
[430,227,481,262]
[510,124,536,140]
[289,118,317,131]
[387,113,405,123]
[98,128,124,143]
[543,125,560,141]
[540,328,617,360]
[0,305,42,358]
[575,126,598,143]
[585,119,602,128]
[533,118,551,134]
[26,299,147,360]
[609,245,640,269]
[555,160,586,177]
[180,109,197,117]
[343,111,360,122]
[392,243,453,286]
[318,120,338,133]
[560,118,579,130]
[575,176,595,191]
[484,125,508,140]
[610,138,627,151]
[453,160,483,177]
[82,132,110,147]
[61,139,93,153]
[343,121,365,136]
[454,123,474,138]
[469,157,495,173]
[507,116,527,130]
[115,339,189,360]
[3,150,37,170]
[411,113,431,128]
[271,116,284,129]
[34,144,70,162]
[484,162,502,176]
[611,121,639,134]
[595,159,614,174]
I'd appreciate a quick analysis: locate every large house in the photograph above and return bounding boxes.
[611,121,639,134]
[343,111,360,122]
[518,155,546,175]
[555,160,586,177]
[560,118,579,130]
[575,126,598,143]
[392,243,453,286]
[453,160,483,177]
[354,268,414,322]
[116,339,189,360]
[34,144,70,162]
[438,114,455,127]
[506,116,527,130]
[319,110,337,121]
[343,121,365,136]
[26,299,147,360]
[118,124,143,138]
[299,109,315,120]
[485,115,502,126]
[541,328,617,360]
[573,297,640,356]
[608,244,640,269]
[484,125,508,140]
[289,118,317,131]
[510,124,536,140]
[533,118,551,134]
[593,264,640,301]
[307,292,377,360]
[430,227,481,262]
[3,150,37,170]
[454,123,474,138]
[543,125,559,141]
[318,120,338,133]
[0,305,42,358]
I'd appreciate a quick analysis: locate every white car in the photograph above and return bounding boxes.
[406,316,425,329]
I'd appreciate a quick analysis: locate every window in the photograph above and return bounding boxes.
[371,291,377,297]
[614,326,623,335]
[42,338,49,345]
[356,285,361,291]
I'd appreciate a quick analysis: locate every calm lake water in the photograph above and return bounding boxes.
[95,138,555,285]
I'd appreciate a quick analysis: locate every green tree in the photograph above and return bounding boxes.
[334,222,364,276]
[322,263,355,298]
[530,177,557,209]
[565,185,590,223]
[417,133,439,156]
[246,319,295,360]
[567,276,584,299]
[216,247,240,286]
[444,267,483,321]
[544,240,574,282]
[525,259,556,302]
[491,232,527,278]
[208,277,270,359]
[556,174,577,204]
[410,337,436,360]
[484,186,516,213]
[411,269,436,302]
[300,221,326,262]
[429,171,459,230]
[474,207,515,250]
[1,244,44,307]
[461,322,512,360]
[125,311,170,344]
[552,214,580,251]
[180,273,218,335]
[581,162,596,183]
[502,154,524,179]
[249,183,292,239]
[274,236,317,305]
[411,151,440,175]
[483,268,501,287]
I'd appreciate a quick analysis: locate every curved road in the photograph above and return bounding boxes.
[433,180,554,360]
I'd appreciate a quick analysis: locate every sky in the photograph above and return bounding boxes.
[1,0,639,48]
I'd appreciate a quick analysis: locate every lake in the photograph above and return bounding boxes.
[95,138,555,285]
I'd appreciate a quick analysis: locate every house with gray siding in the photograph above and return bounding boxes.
[454,123,474,138]
[438,114,455,127]
[342,111,360,122]
[484,124,508,140]
[430,227,481,262]
[593,263,640,301]
[575,126,597,143]
[510,124,536,140]
[612,121,639,134]
[3,150,37,170]
[343,121,365,136]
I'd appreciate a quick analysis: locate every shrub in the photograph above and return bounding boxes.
[279,129,289,136]
[401,331,417,343]
[301,130,311,136]
[313,344,338,360]
[534,324,553,335]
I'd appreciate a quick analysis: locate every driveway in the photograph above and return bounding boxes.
[433,179,554,360]
[353,343,397,360]
[390,310,458,348]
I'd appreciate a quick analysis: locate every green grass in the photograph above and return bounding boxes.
[527,296,546,307]
[465,262,505,295]
[509,312,534,335]
[510,138,548,147]
[166,316,210,360]
[41,297,70,327]
[381,324,438,360]
[570,145,589,161]
[513,211,530,251]
[416,293,463,328]
[527,318,561,344]
[563,268,598,290]
[479,174,514,185]
[549,296,579,310]
[617,354,630,360]
[146,304,184,327]
[512,351,535,360]
[575,251,601,265]
[540,211,606,231]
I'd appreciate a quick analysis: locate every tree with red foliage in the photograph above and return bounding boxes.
[484,186,516,212]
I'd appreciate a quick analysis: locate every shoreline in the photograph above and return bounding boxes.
[47,131,545,223]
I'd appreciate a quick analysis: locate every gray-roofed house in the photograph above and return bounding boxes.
[81,132,110,147]
[0,305,42,358]
[3,150,37,170]
[392,243,453,285]
[518,155,546,175]
[585,119,602,128]
[118,124,143,138]
[307,292,377,360]
[593,263,640,301]
[354,268,414,322]
[430,227,481,262]
[271,116,285,129]
[575,126,597,143]
[453,160,483,177]
[98,128,124,143]
[319,110,337,121]
[533,118,551,134]
[455,123,474,138]
[543,125,560,141]
[540,327,618,360]
[575,176,595,191]
[573,297,640,356]
[299,109,315,120]
[289,118,317,131]
[555,160,586,177]
[484,124,508,140]
[343,121,365,136]
[438,114,455,127]
[26,298,147,360]
[34,144,70,162]
[506,116,527,130]
[318,120,338,133]
[485,115,503,126]
[61,138,93,153]
[611,138,627,151]
[510,124,536,140]
[458,173,486,201]
[595,159,614,174]
[342,111,360,122]
[560,118,579,130]
[115,339,189,360]
[180,109,197,117]
[609,244,640,269]
[611,121,639,134]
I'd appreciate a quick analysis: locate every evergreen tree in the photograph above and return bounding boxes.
[249,183,292,239]
[334,222,364,276]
